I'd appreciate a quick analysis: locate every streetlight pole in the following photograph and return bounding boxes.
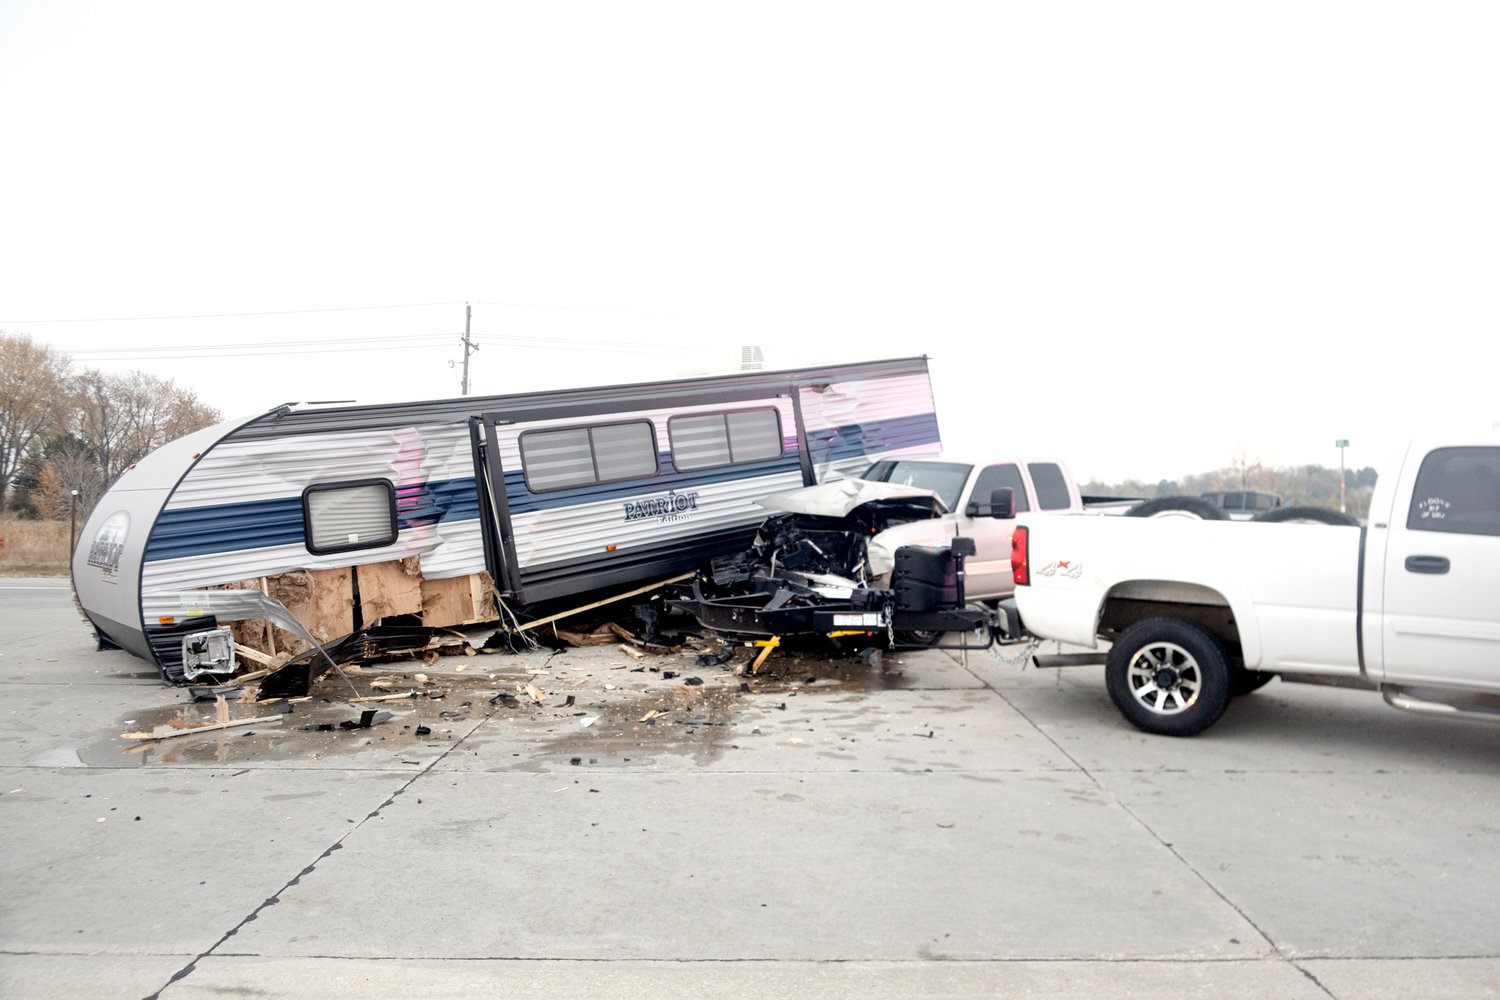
[1335,439,1348,513]
[70,489,80,554]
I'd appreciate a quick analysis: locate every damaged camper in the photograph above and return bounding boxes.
[71,357,941,682]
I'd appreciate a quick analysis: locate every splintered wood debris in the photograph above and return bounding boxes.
[122,715,284,741]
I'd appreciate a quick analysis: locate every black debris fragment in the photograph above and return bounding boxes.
[339,710,391,730]
[684,676,704,687]
[491,693,520,708]
[415,725,431,736]
[696,646,736,668]
[662,671,677,680]
[562,695,576,708]
[188,684,243,701]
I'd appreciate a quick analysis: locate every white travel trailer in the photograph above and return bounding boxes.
[72,357,940,681]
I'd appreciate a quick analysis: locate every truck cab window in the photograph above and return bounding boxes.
[1407,447,1500,536]
[861,460,973,511]
[1028,462,1072,511]
[972,464,1030,513]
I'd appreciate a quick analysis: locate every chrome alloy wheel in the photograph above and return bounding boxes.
[1124,640,1202,715]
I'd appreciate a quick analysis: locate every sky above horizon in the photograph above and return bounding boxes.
[2,1,1496,483]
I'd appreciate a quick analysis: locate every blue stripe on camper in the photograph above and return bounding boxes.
[145,479,483,562]
[143,411,939,563]
[803,412,940,462]
[146,498,310,560]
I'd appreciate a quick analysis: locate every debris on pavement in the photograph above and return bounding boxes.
[122,714,284,741]
[339,710,392,730]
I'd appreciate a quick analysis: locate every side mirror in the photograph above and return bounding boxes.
[990,487,1015,519]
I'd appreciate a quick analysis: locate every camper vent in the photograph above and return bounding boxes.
[740,346,766,371]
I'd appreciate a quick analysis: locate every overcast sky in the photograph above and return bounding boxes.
[2,1,1496,483]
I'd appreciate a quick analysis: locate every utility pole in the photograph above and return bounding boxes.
[459,302,478,395]
[1336,439,1349,513]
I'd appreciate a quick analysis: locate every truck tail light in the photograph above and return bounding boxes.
[1010,526,1029,585]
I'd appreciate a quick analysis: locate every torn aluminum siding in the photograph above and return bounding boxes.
[73,356,942,678]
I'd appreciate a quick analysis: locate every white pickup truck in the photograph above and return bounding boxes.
[1002,432,1500,736]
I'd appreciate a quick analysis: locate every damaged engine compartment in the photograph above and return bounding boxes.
[670,496,999,649]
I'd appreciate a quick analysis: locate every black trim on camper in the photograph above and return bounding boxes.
[301,479,399,555]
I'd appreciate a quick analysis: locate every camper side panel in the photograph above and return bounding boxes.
[495,371,942,601]
[140,422,485,595]
[490,396,802,600]
[800,372,941,483]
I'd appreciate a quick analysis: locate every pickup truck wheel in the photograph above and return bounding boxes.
[1125,497,1227,520]
[1105,618,1233,736]
[1251,506,1359,526]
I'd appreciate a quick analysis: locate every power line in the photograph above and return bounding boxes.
[69,341,464,362]
[3,298,732,326]
[65,331,706,363]
[69,332,460,359]
[0,301,465,325]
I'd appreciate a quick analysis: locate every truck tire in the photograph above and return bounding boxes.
[1251,506,1359,526]
[1125,497,1227,520]
[1105,618,1234,736]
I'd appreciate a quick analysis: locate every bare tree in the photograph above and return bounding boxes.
[0,332,73,500]
[33,447,109,521]
[73,370,221,484]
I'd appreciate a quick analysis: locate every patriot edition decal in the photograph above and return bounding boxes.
[623,489,701,524]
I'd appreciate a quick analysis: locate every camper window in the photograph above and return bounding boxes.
[519,420,659,492]
[303,480,398,554]
[668,409,783,472]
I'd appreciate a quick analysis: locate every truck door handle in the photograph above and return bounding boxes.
[1405,555,1450,575]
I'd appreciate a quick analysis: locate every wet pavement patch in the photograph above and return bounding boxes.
[76,642,935,768]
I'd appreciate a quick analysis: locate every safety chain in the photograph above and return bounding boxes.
[987,636,1040,665]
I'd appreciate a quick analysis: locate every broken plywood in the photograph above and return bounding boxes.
[357,558,424,623]
[214,565,497,668]
[420,571,498,628]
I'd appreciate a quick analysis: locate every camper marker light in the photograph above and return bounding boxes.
[1010,527,1029,586]
[159,616,175,624]
[606,544,618,551]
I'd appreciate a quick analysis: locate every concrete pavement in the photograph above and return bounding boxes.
[2,579,1498,998]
